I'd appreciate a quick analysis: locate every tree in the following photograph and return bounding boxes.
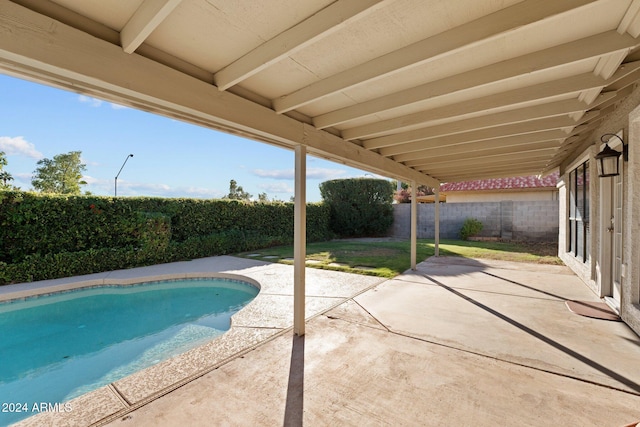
[320,178,394,237]
[258,192,268,202]
[0,151,16,190]
[31,151,87,194]
[225,179,252,201]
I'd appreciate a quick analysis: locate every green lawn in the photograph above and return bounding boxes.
[236,238,561,278]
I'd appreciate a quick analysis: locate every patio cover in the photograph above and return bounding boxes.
[2,0,640,334]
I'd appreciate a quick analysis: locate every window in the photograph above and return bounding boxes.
[568,161,589,262]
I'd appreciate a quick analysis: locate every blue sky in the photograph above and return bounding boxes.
[0,74,380,202]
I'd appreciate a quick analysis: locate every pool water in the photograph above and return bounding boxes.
[0,278,258,426]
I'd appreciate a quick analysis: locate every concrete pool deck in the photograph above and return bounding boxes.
[4,255,384,427]
[6,255,640,426]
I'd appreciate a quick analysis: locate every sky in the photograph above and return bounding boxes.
[0,73,383,202]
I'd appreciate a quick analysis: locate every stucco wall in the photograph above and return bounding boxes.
[624,102,640,334]
[557,83,640,337]
[391,200,558,241]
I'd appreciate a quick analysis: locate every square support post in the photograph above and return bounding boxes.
[294,144,306,336]
[411,181,417,270]
[435,187,440,256]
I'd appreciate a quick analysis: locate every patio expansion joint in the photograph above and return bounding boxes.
[352,298,391,332]
[415,271,640,397]
[107,383,131,407]
[92,325,295,427]
[386,328,640,397]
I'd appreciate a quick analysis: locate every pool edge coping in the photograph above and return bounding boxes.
[8,259,386,427]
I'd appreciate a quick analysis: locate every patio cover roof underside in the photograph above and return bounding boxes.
[2,0,640,185]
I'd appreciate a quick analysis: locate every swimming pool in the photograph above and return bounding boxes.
[0,278,258,426]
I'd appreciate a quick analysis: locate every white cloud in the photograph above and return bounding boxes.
[84,176,223,199]
[307,167,348,180]
[78,95,103,107]
[252,167,347,181]
[258,182,294,194]
[0,136,43,159]
[12,172,33,186]
[124,182,223,199]
[253,169,294,180]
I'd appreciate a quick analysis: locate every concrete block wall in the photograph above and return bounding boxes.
[391,200,558,241]
[512,200,559,241]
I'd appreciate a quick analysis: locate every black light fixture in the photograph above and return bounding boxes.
[596,134,625,178]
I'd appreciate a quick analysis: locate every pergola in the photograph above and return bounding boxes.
[2,0,640,335]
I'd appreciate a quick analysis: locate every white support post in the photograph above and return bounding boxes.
[411,181,417,270]
[293,144,307,336]
[435,187,440,257]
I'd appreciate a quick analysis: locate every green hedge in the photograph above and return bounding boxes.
[0,192,331,284]
[319,178,394,237]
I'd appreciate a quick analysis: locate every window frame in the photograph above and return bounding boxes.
[568,161,589,262]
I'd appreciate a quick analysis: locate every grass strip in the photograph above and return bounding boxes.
[236,239,561,278]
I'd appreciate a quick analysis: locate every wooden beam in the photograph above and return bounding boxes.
[362,93,615,150]
[423,160,553,178]
[214,0,388,90]
[293,144,306,336]
[380,113,596,158]
[313,30,635,129]
[273,0,598,113]
[399,139,561,166]
[410,181,417,271]
[342,62,640,140]
[0,0,438,187]
[410,153,556,174]
[434,187,440,257]
[433,168,547,182]
[120,0,182,54]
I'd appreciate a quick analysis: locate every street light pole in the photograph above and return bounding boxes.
[115,154,133,197]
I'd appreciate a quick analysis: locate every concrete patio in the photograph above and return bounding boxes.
[7,256,640,426]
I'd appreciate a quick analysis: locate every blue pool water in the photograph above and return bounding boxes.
[0,278,258,426]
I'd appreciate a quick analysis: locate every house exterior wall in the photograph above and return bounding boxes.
[445,190,558,203]
[558,84,640,337]
[391,200,558,241]
[624,105,640,334]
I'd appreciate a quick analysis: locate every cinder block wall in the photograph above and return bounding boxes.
[391,200,559,241]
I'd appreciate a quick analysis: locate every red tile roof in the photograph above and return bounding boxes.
[440,172,559,192]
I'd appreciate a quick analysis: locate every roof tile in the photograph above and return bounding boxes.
[440,172,558,192]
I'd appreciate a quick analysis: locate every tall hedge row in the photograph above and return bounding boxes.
[0,192,331,284]
[319,178,394,237]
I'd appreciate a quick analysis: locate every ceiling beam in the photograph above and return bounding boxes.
[405,144,558,168]
[397,138,562,166]
[422,165,553,182]
[272,0,598,113]
[432,167,549,182]
[213,0,388,90]
[424,156,552,171]
[380,112,597,158]
[343,61,640,140]
[313,30,636,129]
[430,160,546,180]
[557,135,595,175]
[0,0,438,187]
[120,0,182,54]
[362,93,615,150]
[414,150,557,173]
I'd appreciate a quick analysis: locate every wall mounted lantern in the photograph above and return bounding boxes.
[596,134,627,178]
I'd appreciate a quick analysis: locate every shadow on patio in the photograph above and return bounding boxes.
[101,256,640,427]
